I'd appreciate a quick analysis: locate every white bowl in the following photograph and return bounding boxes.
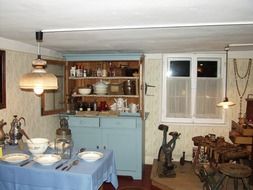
[34,154,61,166]
[27,138,49,155]
[78,151,103,162]
[78,88,91,95]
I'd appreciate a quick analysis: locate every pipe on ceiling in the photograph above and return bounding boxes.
[41,21,253,33]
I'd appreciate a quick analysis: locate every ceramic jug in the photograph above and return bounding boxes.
[114,98,127,112]
[129,103,138,113]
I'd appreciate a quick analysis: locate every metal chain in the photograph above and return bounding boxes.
[234,58,252,79]
[233,58,252,117]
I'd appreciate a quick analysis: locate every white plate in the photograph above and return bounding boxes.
[78,151,103,162]
[1,153,30,164]
[34,154,61,166]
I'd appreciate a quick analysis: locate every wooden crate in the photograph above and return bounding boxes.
[229,130,253,145]
[232,120,253,136]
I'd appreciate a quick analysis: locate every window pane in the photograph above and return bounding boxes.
[170,60,190,77]
[197,61,217,77]
[162,54,224,123]
[166,78,191,118]
[195,78,222,118]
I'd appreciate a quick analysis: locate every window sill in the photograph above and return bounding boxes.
[160,120,228,127]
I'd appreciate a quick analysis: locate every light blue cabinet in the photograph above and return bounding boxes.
[67,115,144,179]
[68,117,102,149]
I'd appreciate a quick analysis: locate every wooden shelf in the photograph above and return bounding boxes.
[66,57,144,118]
[69,76,139,80]
[72,94,139,98]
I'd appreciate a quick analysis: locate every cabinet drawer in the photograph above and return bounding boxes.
[100,118,136,128]
[69,117,100,128]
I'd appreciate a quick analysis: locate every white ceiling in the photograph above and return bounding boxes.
[1,0,253,54]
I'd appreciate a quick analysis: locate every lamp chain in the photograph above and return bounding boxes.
[233,58,252,117]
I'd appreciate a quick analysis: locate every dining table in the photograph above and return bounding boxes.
[0,145,118,190]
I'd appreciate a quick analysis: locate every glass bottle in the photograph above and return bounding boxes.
[96,65,102,77]
[76,65,80,77]
[109,62,115,77]
[55,137,73,159]
[70,66,76,77]
[102,63,107,77]
[83,69,87,77]
[93,99,97,111]
[79,66,83,77]
[86,102,91,111]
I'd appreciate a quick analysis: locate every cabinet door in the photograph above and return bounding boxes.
[70,126,102,150]
[102,128,137,171]
[68,117,101,149]
[41,60,66,115]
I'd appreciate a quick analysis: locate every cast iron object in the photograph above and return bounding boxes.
[180,151,185,166]
[9,115,25,145]
[157,124,181,177]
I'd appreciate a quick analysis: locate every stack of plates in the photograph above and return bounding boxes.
[94,87,108,95]
[93,81,108,95]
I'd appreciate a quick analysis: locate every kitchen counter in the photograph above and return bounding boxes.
[61,111,149,120]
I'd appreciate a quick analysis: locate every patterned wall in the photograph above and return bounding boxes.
[144,54,253,164]
[0,50,59,141]
[0,50,252,165]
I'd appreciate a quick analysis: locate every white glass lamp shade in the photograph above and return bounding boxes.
[19,68,58,95]
[217,97,235,109]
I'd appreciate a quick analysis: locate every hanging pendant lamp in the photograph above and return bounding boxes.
[19,31,58,95]
[217,46,235,109]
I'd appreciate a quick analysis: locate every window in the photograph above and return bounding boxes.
[162,54,225,124]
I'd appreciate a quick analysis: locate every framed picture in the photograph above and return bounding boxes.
[0,50,6,109]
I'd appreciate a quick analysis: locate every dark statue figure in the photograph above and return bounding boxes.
[157,124,181,177]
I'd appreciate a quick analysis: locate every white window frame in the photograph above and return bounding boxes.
[161,53,226,124]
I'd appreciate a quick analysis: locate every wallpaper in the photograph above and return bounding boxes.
[0,50,252,165]
[0,50,59,142]
[144,55,253,164]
